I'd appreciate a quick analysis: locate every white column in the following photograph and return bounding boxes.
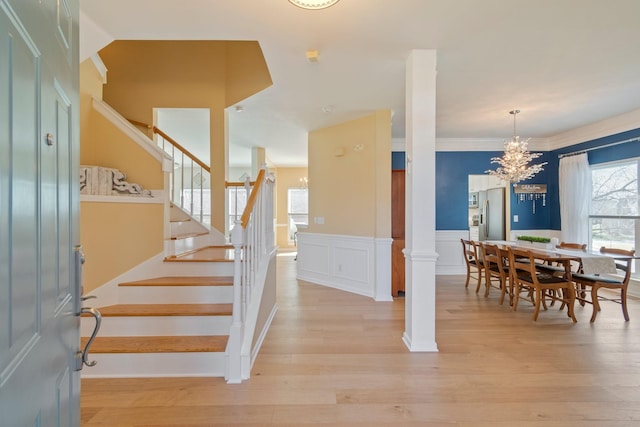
[403,50,439,352]
[251,147,266,179]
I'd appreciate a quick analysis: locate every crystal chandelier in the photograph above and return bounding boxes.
[486,110,547,184]
[288,0,340,9]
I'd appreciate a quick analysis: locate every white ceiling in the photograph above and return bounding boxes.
[80,0,640,168]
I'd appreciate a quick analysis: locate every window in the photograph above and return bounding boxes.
[228,187,248,231]
[288,188,308,242]
[590,158,639,275]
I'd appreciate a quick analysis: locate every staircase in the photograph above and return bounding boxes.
[82,99,277,382]
[80,205,236,378]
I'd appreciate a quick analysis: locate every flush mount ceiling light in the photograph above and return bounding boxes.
[486,109,547,184]
[288,0,340,10]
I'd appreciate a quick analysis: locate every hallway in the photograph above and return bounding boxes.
[81,250,640,426]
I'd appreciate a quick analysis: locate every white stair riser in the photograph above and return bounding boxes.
[117,285,233,304]
[154,260,235,276]
[170,219,206,237]
[82,315,231,337]
[165,234,230,257]
[80,352,226,378]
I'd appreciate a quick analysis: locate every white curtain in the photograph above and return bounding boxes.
[559,153,591,245]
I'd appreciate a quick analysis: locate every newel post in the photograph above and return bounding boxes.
[225,219,244,383]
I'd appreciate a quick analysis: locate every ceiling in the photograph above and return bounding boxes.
[80,0,640,168]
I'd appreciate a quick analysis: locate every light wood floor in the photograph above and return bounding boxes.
[81,252,640,426]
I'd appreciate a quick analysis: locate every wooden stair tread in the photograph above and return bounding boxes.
[119,276,233,287]
[165,246,234,262]
[170,231,209,240]
[81,335,229,354]
[170,218,192,223]
[92,303,233,317]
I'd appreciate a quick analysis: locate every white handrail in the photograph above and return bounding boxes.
[126,118,211,225]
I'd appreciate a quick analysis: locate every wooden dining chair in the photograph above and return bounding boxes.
[571,247,635,322]
[461,239,485,293]
[537,242,586,306]
[480,242,510,304]
[558,242,587,251]
[537,242,587,275]
[507,246,577,322]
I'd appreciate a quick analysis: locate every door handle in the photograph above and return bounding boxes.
[73,245,86,316]
[78,307,102,369]
[485,200,490,237]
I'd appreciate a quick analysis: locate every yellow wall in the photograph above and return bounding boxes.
[226,43,272,107]
[79,58,165,292]
[98,40,272,232]
[274,167,308,248]
[80,203,164,292]
[306,111,391,238]
[79,59,103,153]
[82,111,165,189]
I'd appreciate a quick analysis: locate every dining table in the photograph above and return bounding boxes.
[481,240,638,321]
[485,240,583,277]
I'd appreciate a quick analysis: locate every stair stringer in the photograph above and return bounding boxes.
[226,246,278,382]
[85,252,233,308]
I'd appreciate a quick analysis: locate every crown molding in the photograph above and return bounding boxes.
[392,109,640,153]
[435,138,550,152]
[392,137,550,152]
[547,108,640,150]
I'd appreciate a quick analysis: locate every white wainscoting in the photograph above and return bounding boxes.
[296,233,392,300]
[298,230,577,288]
[435,230,468,275]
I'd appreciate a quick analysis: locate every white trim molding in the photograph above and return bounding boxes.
[91,97,173,172]
[435,137,550,152]
[80,190,164,204]
[547,107,640,150]
[90,54,107,83]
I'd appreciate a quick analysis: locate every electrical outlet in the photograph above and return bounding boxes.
[513,215,519,223]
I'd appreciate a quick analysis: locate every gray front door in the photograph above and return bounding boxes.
[0,0,80,425]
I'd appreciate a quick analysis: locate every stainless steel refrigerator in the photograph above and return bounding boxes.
[479,187,505,241]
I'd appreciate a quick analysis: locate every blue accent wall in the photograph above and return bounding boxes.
[392,151,405,170]
[509,151,554,231]
[435,151,552,231]
[435,151,501,230]
[394,129,639,232]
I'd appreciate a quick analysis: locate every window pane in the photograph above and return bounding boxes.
[228,187,248,229]
[288,188,308,242]
[288,188,308,214]
[590,158,639,276]
[591,161,638,216]
[590,218,636,251]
